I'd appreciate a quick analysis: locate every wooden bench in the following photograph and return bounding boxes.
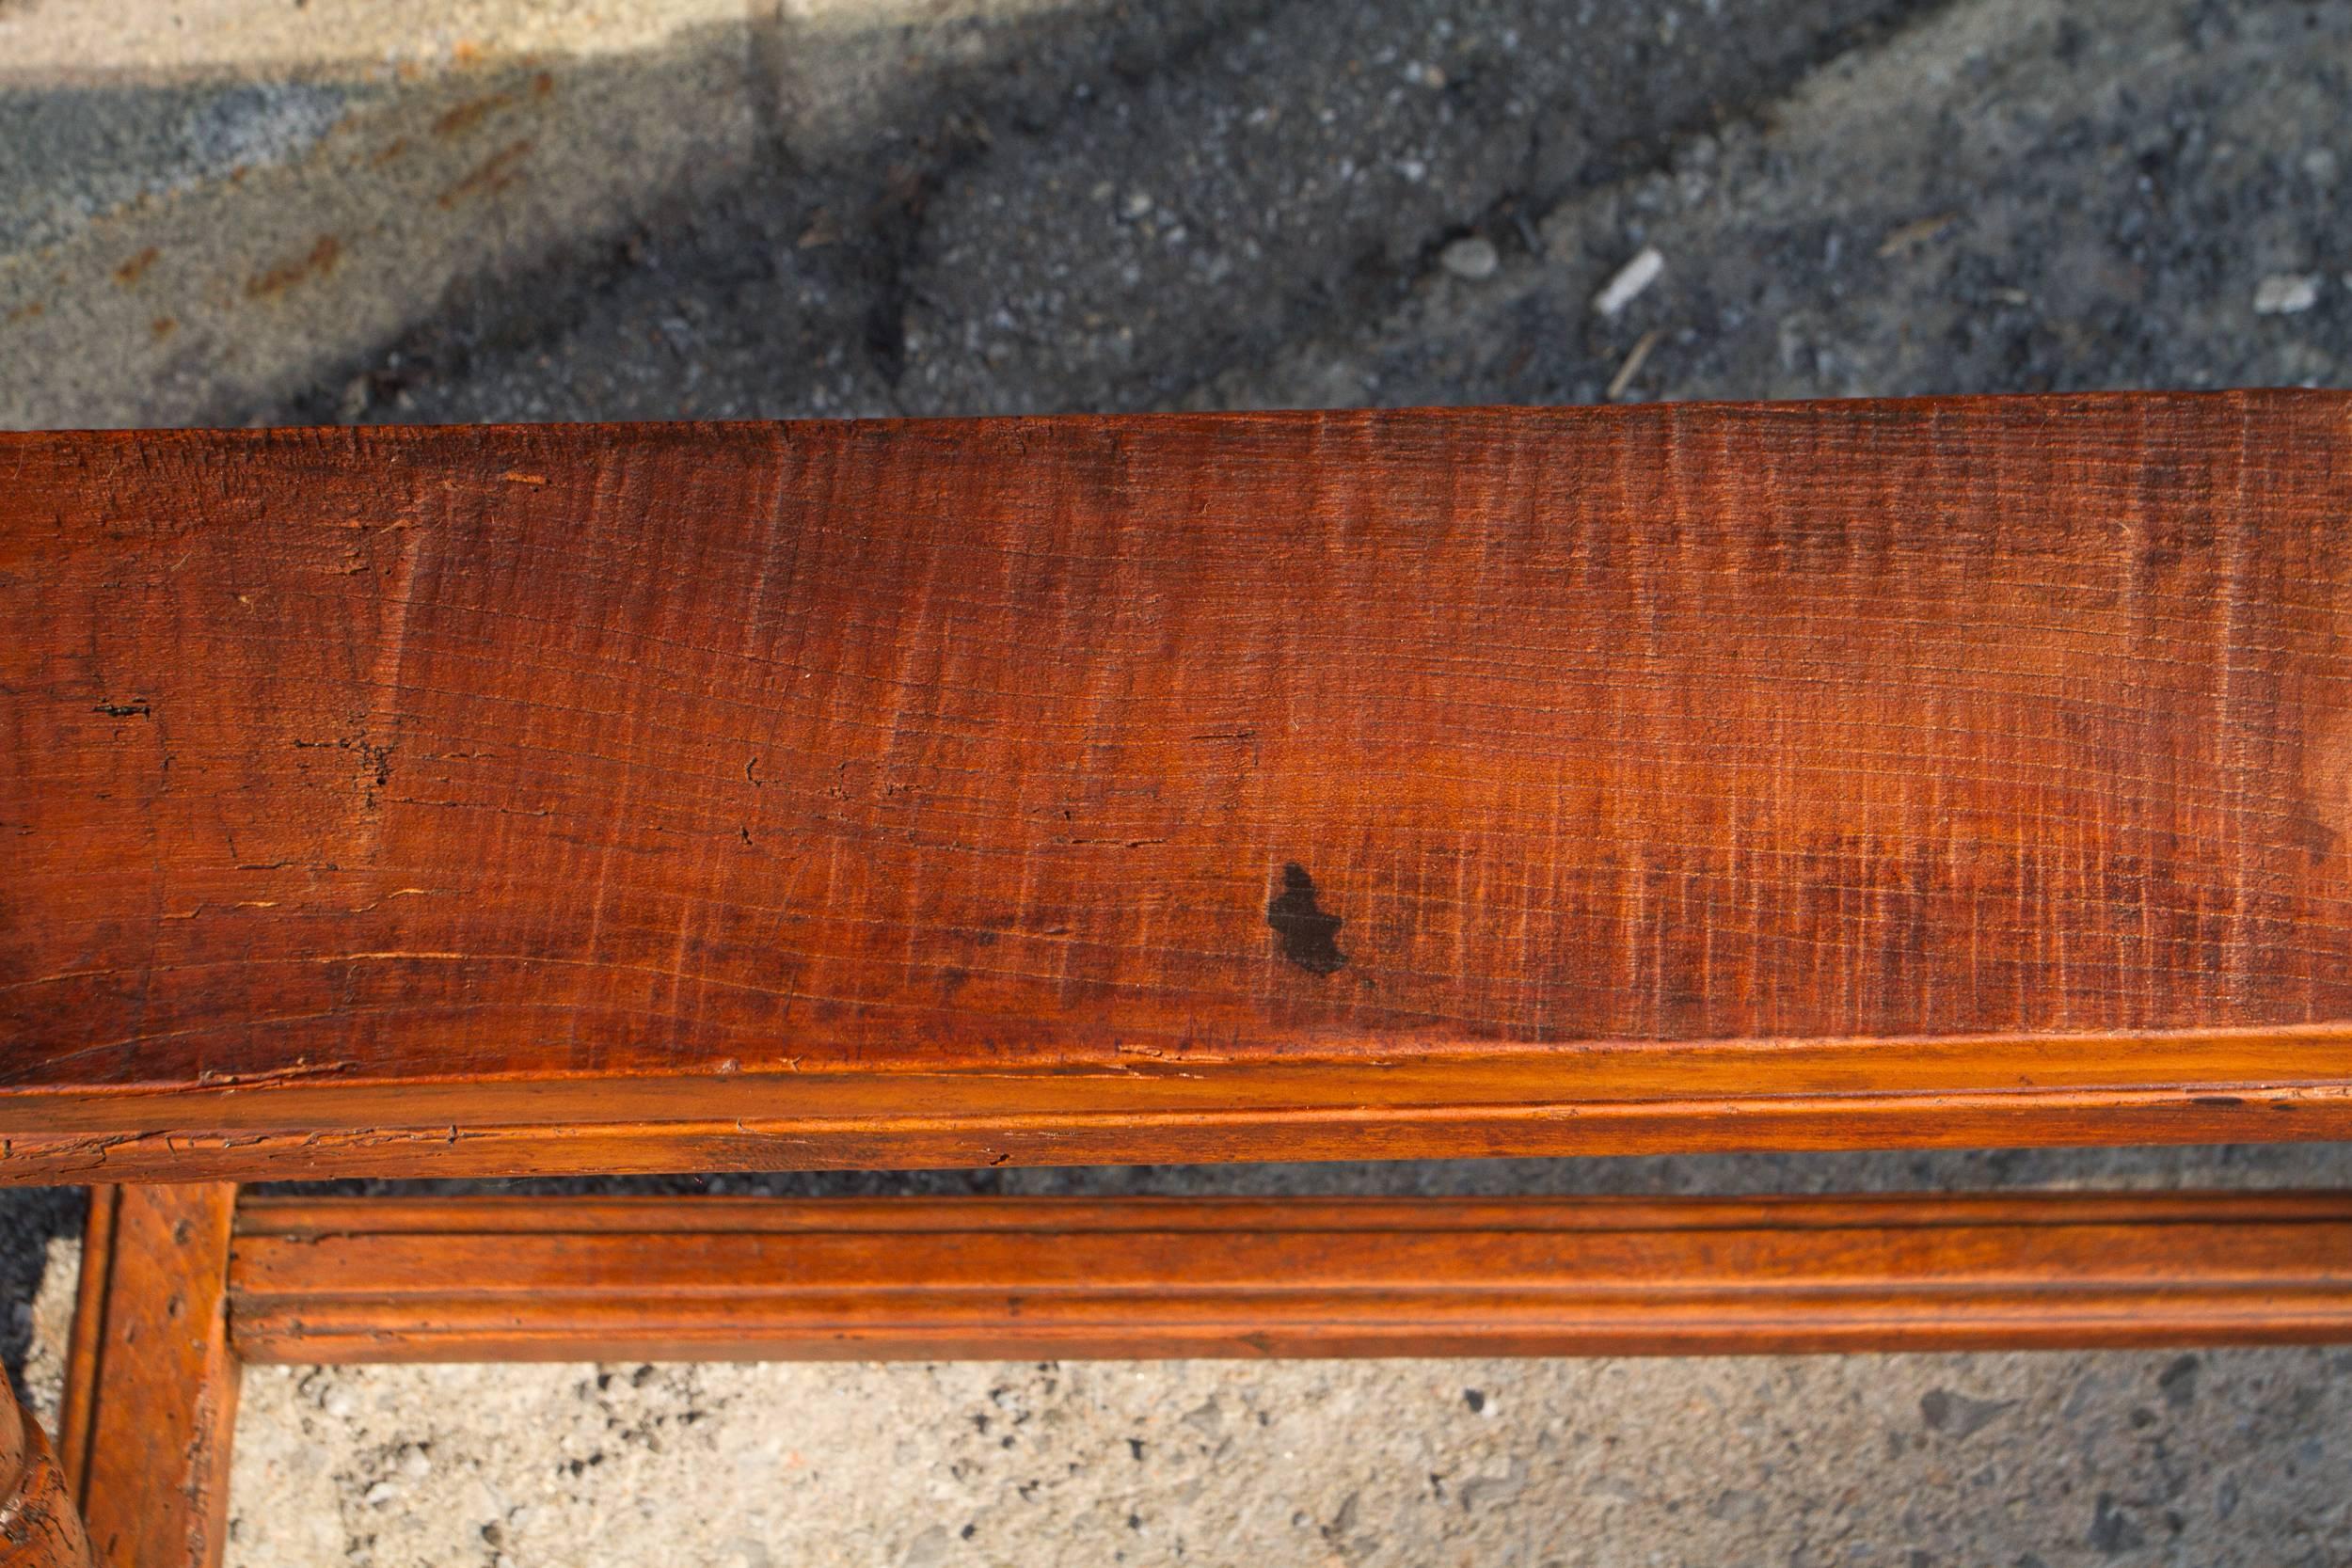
[8,392,2352,1565]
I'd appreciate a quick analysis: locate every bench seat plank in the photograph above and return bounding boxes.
[6,393,2351,1180]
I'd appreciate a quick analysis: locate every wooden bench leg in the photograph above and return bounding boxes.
[1,1379,89,1568]
[58,1186,238,1568]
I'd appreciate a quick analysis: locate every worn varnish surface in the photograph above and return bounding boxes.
[57,1186,239,1568]
[7,394,2352,1178]
[230,1192,2352,1361]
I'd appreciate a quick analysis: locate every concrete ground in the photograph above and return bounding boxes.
[7,0,2352,1561]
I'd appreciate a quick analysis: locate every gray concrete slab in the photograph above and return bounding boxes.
[1210,0,2352,408]
[220,1346,2352,1568]
[0,0,765,427]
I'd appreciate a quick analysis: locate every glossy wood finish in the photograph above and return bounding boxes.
[59,1186,239,1568]
[0,1383,90,1568]
[231,1191,2352,1362]
[9,393,2352,1180]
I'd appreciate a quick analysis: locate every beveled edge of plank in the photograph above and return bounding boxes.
[3,1023,2350,1184]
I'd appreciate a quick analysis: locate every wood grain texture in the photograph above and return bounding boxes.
[8,392,2352,1180]
[230,1191,2352,1361]
[0,1383,90,1568]
[57,1186,238,1568]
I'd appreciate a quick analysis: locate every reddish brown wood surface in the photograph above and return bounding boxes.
[58,1186,239,1568]
[8,393,2352,1179]
[0,1381,90,1568]
[230,1190,2352,1362]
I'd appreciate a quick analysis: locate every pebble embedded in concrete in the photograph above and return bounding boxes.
[1595,245,1666,315]
[1440,236,1500,280]
[2255,273,2323,315]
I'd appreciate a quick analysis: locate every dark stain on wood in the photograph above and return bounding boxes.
[1267,863,1346,975]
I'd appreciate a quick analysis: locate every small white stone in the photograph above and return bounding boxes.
[322,1386,357,1418]
[2254,273,2322,315]
[399,1445,432,1478]
[1594,246,1665,316]
[1396,157,1428,183]
[362,1481,401,1506]
[1122,190,1152,217]
[1440,236,1500,280]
